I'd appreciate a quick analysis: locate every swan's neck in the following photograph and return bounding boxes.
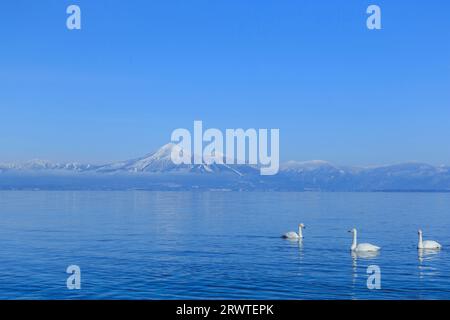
[351,231,357,250]
[418,233,423,248]
[298,227,303,238]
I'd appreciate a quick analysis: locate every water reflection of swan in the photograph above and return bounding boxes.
[350,250,380,292]
[285,236,304,248]
[418,248,440,263]
[351,251,358,287]
[351,250,380,259]
[348,229,380,252]
[418,230,442,250]
[418,248,440,279]
[282,223,305,240]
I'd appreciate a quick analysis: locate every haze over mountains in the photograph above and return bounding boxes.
[1,143,449,191]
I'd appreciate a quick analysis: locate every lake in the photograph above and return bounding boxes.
[0,191,449,299]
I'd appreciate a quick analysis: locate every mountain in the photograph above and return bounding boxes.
[1,144,450,191]
[0,159,94,172]
[276,161,450,191]
[94,143,259,176]
[0,144,256,175]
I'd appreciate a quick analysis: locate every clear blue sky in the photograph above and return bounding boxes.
[1,0,449,165]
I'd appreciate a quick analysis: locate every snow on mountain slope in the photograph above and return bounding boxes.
[0,159,94,172]
[1,144,450,191]
[95,143,257,176]
[281,160,344,173]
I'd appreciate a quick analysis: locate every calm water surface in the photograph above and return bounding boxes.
[0,191,449,299]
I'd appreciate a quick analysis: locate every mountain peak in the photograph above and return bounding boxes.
[148,143,188,161]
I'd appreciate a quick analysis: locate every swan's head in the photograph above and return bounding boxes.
[348,228,357,234]
[299,223,305,229]
[418,229,423,235]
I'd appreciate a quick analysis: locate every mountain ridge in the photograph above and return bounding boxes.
[1,144,449,191]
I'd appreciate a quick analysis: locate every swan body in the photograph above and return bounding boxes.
[349,228,380,252]
[418,230,442,250]
[283,232,300,239]
[282,224,305,240]
[353,243,380,252]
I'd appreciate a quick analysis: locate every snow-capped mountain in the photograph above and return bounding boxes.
[0,143,259,176]
[95,143,182,173]
[281,160,346,174]
[0,159,94,172]
[95,143,259,175]
[1,144,450,191]
[277,161,450,191]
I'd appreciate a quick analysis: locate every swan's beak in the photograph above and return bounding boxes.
[347,230,352,233]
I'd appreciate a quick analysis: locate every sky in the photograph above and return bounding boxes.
[0,0,449,165]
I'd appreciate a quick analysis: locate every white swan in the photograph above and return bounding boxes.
[348,228,380,252]
[282,224,305,240]
[418,229,442,250]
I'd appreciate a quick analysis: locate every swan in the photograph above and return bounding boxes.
[418,229,442,250]
[348,228,380,252]
[282,224,305,240]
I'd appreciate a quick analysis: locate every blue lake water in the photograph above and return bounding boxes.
[0,191,450,300]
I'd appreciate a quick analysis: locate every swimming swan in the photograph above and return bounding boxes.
[348,228,380,252]
[418,229,442,250]
[282,224,305,240]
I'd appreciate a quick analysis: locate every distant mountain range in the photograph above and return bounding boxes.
[1,143,449,191]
